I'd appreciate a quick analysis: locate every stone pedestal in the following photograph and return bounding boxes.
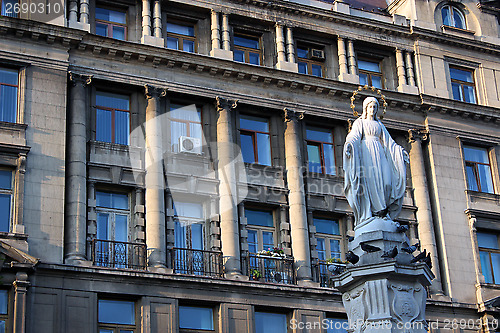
[334,228,434,333]
[276,61,298,72]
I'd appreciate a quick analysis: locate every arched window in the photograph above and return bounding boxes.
[441,4,466,29]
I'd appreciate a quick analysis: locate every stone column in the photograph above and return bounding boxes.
[144,85,167,272]
[286,27,295,63]
[276,24,286,63]
[216,97,241,277]
[396,48,407,86]
[222,14,231,51]
[86,181,96,259]
[12,154,26,234]
[340,39,359,84]
[211,12,233,60]
[153,0,162,38]
[408,129,443,295]
[210,11,221,51]
[65,72,92,265]
[337,37,348,77]
[13,272,30,333]
[283,108,312,284]
[142,0,151,37]
[405,51,416,86]
[68,0,78,26]
[347,39,356,75]
[80,0,89,24]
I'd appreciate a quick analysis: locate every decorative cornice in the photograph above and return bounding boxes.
[144,84,167,99]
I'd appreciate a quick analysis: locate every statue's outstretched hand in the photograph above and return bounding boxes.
[345,144,352,159]
[403,150,410,164]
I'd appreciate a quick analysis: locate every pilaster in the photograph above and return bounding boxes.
[13,272,30,333]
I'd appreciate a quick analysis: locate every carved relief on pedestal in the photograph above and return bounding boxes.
[389,283,428,333]
[343,288,366,333]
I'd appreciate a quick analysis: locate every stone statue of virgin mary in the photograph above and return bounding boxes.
[343,97,409,234]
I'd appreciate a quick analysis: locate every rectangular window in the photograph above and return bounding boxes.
[450,66,476,103]
[358,58,383,89]
[174,202,204,250]
[477,231,500,284]
[96,7,127,40]
[297,45,325,78]
[98,299,137,333]
[314,217,342,261]
[96,191,130,243]
[325,317,348,333]
[0,67,18,123]
[1,0,17,17]
[233,34,262,65]
[463,145,494,193]
[245,208,275,253]
[239,115,271,166]
[306,126,335,175]
[179,306,214,332]
[169,104,202,153]
[166,21,196,53]
[0,290,8,332]
[255,312,287,333]
[0,170,13,233]
[96,91,130,145]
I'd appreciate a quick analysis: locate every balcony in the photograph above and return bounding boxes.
[243,253,296,285]
[171,248,224,278]
[90,239,147,270]
[312,260,346,287]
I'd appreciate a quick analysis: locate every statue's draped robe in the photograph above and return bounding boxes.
[343,118,406,226]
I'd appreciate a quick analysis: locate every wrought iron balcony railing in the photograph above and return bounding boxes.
[243,253,296,285]
[312,260,346,287]
[171,248,224,278]
[91,239,147,270]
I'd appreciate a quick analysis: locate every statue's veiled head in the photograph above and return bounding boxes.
[362,97,379,120]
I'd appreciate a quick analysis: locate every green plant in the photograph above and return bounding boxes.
[326,258,346,264]
[250,269,262,279]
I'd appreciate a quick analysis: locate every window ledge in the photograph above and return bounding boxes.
[466,190,500,205]
[441,25,475,38]
[89,140,140,153]
[306,171,341,180]
[0,121,27,132]
[478,282,500,290]
[0,232,28,241]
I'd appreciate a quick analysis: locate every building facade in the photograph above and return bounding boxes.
[0,0,499,331]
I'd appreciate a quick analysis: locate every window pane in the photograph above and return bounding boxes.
[307,144,321,173]
[114,214,128,242]
[234,50,245,63]
[262,231,274,250]
[463,85,476,104]
[115,110,129,145]
[240,115,269,132]
[97,92,129,110]
[167,37,179,50]
[179,306,213,330]
[478,232,499,249]
[317,238,326,261]
[0,68,18,85]
[97,191,112,208]
[371,76,382,89]
[0,85,18,122]
[359,73,368,86]
[183,40,195,53]
[326,318,348,333]
[478,164,494,193]
[174,202,203,219]
[255,312,287,333]
[166,23,194,37]
[451,82,463,101]
[453,9,465,29]
[174,221,187,248]
[298,62,307,74]
[1,0,18,17]
[171,120,187,152]
[465,165,478,191]
[248,230,258,253]
[245,209,273,227]
[297,48,308,59]
[0,194,11,232]
[99,330,113,333]
[191,223,204,250]
[330,239,341,259]
[450,67,473,83]
[480,251,493,283]
[112,26,125,40]
[312,64,322,77]
[234,36,259,49]
[464,146,489,164]
[441,6,451,26]
[492,253,500,284]
[358,60,380,72]
[306,127,332,143]
[324,144,336,175]
[0,170,11,190]
[96,23,108,37]
[0,290,7,315]
[97,213,109,240]
[240,133,255,164]
[256,133,271,166]
[98,300,135,325]
[96,8,126,24]
[0,321,5,333]
[96,109,112,142]
[249,52,260,65]
[314,218,339,235]
[170,104,200,121]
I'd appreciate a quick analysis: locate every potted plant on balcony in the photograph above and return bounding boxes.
[250,269,262,281]
[326,258,347,275]
[256,247,286,258]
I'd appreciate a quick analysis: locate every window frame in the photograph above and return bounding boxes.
[94,90,131,145]
[95,6,128,40]
[449,65,477,104]
[463,145,495,194]
[1,0,18,18]
[477,230,500,284]
[169,102,203,153]
[232,32,263,66]
[95,191,131,243]
[238,114,272,166]
[254,311,289,333]
[306,126,336,175]
[0,66,19,123]
[296,44,325,78]
[313,216,344,261]
[166,19,197,53]
[357,57,384,89]
[0,289,10,332]
[0,169,13,233]
[173,201,206,250]
[441,4,466,30]
[97,298,138,333]
[245,207,277,254]
[178,305,216,333]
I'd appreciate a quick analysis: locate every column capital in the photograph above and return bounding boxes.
[69,72,92,86]
[215,96,238,112]
[283,108,304,123]
[408,129,429,143]
[144,84,167,99]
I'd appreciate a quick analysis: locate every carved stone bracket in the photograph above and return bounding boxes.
[144,84,167,99]
[215,96,238,112]
[17,153,27,174]
[408,129,429,144]
[69,71,92,86]
[283,108,304,123]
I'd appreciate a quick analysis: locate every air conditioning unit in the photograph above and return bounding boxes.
[179,136,202,154]
[309,48,325,61]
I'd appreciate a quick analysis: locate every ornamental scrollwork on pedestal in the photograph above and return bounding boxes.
[215,96,238,112]
[342,288,366,333]
[283,108,304,123]
[390,284,421,332]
